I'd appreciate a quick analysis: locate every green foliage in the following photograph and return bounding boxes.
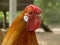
[0,12,3,20]
[34,0,60,25]
[0,11,22,22]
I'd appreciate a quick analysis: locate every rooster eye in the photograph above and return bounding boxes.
[29,12,33,14]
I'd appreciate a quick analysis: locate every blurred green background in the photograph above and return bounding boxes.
[0,0,60,26]
[34,0,60,25]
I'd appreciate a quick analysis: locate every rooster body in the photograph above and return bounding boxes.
[1,4,42,45]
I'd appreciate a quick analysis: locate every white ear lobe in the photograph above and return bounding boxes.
[24,15,28,22]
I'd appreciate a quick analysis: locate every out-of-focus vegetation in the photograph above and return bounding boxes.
[0,11,22,22]
[34,0,60,25]
[0,0,60,25]
[0,12,3,22]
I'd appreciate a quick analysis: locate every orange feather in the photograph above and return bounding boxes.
[1,11,38,45]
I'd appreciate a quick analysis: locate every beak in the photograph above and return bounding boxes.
[24,13,28,22]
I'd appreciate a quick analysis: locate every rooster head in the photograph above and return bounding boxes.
[24,4,42,31]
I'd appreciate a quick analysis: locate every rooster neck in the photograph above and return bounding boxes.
[13,28,38,45]
[1,11,38,45]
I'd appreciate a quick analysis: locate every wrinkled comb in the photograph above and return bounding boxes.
[25,4,42,14]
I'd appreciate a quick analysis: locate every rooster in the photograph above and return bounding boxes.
[1,4,42,45]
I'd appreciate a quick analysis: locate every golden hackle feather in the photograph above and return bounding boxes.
[1,11,38,45]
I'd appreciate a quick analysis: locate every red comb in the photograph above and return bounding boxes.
[26,4,42,14]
